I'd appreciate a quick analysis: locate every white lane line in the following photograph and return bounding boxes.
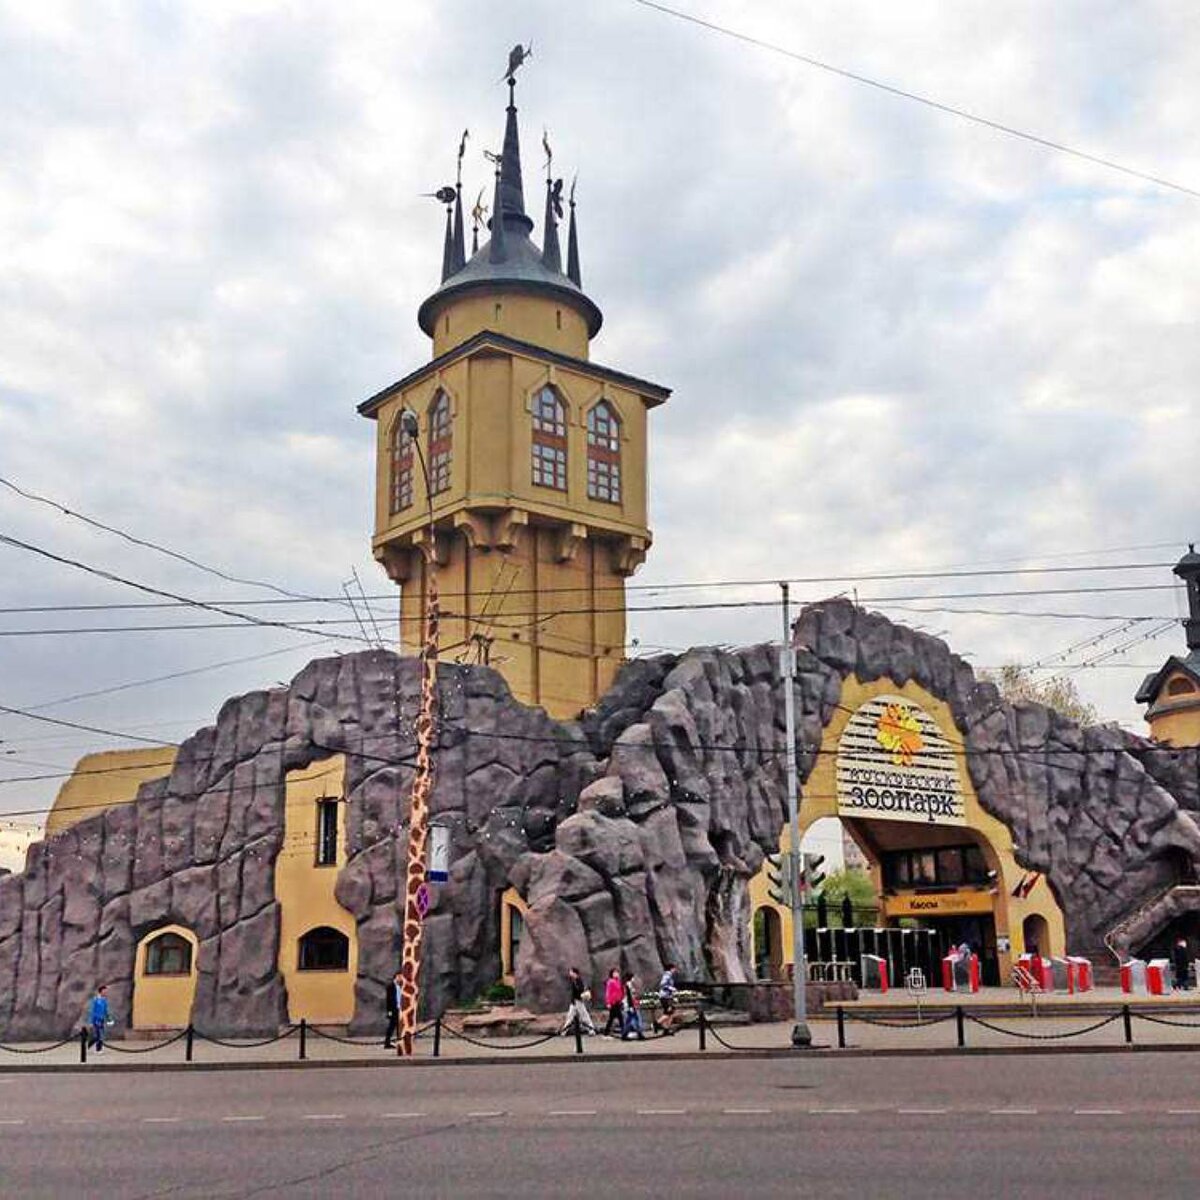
[809,1108,859,1115]
[1074,1109,1123,1115]
[548,1110,598,1116]
[724,1108,773,1115]
[467,1111,505,1118]
[637,1109,687,1116]
[143,1117,181,1124]
[303,1114,345,1121]
[222,1115,265,1123]
[382,1112,426,1119]
[990,1108,1038,1115]
[1168,1109,1200,1115]
[0,1119,26,1126]
[898,1108,948,1115]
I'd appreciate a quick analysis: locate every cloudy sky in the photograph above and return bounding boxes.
[1,0,1198,829]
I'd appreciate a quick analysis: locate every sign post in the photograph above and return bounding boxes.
[780,582,811,1048]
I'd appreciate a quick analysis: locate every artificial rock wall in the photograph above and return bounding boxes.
[3,600,1200,1037]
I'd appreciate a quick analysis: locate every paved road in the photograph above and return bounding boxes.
[3,1054,1200,1197]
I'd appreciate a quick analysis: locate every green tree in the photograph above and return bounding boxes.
[817,867,878,926]
[980,663,1097,725]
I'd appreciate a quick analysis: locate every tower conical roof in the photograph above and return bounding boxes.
[417,77,601,339]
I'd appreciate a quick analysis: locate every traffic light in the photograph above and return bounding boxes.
[765,851,794,906]
[802,853,827,893]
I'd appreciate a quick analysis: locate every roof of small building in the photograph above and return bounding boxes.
[1135,649,1200,705]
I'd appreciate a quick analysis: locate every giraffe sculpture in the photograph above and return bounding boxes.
[397,554,439,1056]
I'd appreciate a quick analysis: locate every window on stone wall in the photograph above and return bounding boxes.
[144,931,193,976]
[586,401,621,503]
[315,798,339,867]
[388,413,414,514]
[1167,676,1197,697]
[298,926,350,971]
[428,390,452,495]
[531,385,567,490]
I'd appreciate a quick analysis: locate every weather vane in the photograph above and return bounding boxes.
[502,42,533,83]
[421,185,457,206]
[457,128,469,186]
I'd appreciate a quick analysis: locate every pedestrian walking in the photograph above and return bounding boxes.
[88,984,110,1053]
[1173,937,1192,991]
[559,967,596,1036]
[602,967,624,1037]
[383,969,403,1048]
[621,972,646,1040]
[653,963,678,1035]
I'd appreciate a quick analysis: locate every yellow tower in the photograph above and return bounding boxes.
[1135,544,1200,746]
[359,73,670,719]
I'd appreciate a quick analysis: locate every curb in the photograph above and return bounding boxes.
[4,1039,1200,1075]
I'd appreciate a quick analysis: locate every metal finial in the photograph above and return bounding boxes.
[483,149,502,166]
[421,186,457,205]
[502,42,533,84]
[542,127,552,183]
[457,129,469,186]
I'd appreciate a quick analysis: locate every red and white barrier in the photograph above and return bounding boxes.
[1068,956,1093,993]
[1120,958,1147,995]
[861,954,889,992]
[1018,953,1053,992]
[1147,958,1173,996]
[942,951,980,993]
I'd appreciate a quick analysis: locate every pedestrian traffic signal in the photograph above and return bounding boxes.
[803,853,827,892]
[765,851,793,906]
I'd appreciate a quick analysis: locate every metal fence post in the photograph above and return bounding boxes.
[185,1023,194,1063]
[573,1017,584,1055]
[433,1016,442,1059]
[1123,1004,1133,1045]
[955,1005,965,1048]
[836,1005,846,1050]
[299,1018,307,1061]
[699,1009,707,1052]
[79,1027,88,1064]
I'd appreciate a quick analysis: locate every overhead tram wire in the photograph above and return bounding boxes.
[0,558,1181,613]
[629,0,1200,201]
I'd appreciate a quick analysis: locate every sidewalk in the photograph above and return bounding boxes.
[5,1006,1200,1071]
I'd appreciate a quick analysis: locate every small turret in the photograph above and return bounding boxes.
[1175,543,1200,653]
[566,182,581,287]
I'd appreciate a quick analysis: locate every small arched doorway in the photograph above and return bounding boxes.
[133,925,198,1030]
[753,906,784,980]
[288,925,355,1023]
[1022,913,1050,957]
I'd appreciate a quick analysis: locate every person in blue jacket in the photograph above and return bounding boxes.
[88,985,110,1052]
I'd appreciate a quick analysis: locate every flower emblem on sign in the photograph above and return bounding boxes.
[875,702,923,766]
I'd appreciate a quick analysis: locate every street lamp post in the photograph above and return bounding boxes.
[396,408,439,1057]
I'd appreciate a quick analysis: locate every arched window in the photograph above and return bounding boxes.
[298,926,350,972]
[144,931,193,977]
[531,385,567,491]
[586,401,621,503]
[388,414,414,514]
[428,391,452,495]
[1167,676,1197,697]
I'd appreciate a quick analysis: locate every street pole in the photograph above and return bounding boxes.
[397,412,439,1057]
[781,582,812,1048]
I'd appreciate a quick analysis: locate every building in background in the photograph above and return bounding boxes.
[1136,544,1200,747]
[0,821,40,874]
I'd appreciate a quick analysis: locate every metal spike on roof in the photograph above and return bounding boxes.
[451,184,467,273]
[566,192,581,287]
[542,179,562,273]
[440,205,455,282]
[488,165,507,263]
[499,77,534,234]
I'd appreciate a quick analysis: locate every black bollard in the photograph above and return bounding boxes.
[955,1005,965,1048]
[433,1016,442,1059]
[836,1005,846,1050]
[573,1018,584,1056]
[185,1023,194,1063]
[1123,1004,1133,1045]
[299,1018,307,1061]
[79,1027,88,1064]
[698,1009,707,1052]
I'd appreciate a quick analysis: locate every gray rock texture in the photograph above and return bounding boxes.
[3,601,1199,1037]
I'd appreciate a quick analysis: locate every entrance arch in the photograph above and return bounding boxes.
[1022,914,1050,957]
[133,924,198,1030]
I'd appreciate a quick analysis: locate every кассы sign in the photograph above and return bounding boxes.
[835,695,966,826]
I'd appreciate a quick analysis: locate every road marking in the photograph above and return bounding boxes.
[724,1108,773,1115]
[990,1108,1038,1115]
[548,1110,597,1116]
[1168,1109,1200,1115]
[382,1112,426,1119]
[303,1114,345,1121]
[1074,1109,1123,1115]
[898,1108,948,1115]
[143,1117,181,1124]
[0,1119,26,1126]
[467,1111,505,1118]
[637,1109,687,1116]
[809,1108,859,1114]
[222,1115,264,1123]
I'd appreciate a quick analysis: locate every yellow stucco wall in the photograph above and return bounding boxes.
[748,675,1066,981]
[431,290,591,360]
[132,924,198,1030]
[46,747,177,836]
[275,756,358,1024]
[367,326,659,718]
[1146,671,1200,747]
[500,887,529,984]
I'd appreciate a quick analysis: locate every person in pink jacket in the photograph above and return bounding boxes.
[602,968,624,1037]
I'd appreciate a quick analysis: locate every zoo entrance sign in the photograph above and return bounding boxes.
[835,695,966,826]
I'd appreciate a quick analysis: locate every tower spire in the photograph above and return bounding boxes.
[566,176,581,287]
[542,178,563,273]
[498,75,533,234]
[488,159,507,263]
[451,129,468,273]
[440,203,455,282]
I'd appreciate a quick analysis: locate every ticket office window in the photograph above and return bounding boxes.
[883,845,988,890]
